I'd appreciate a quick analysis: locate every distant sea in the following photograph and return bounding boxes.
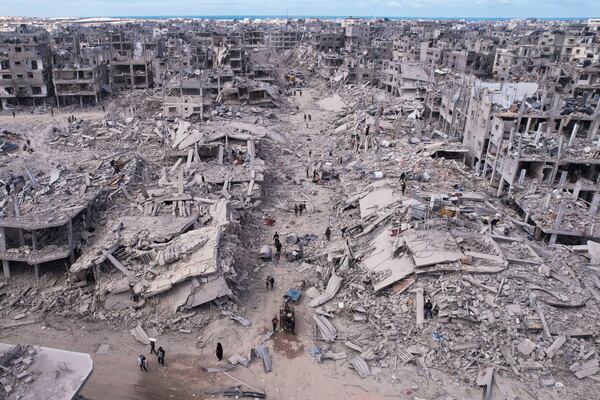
[106,15,591,21]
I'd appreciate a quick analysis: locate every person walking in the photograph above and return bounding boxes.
[266,275,271,290]
[157,347,165,366]
[51,108,54,117]
[274,239,282,263]
[424,299,433,319]
[149,338,158,355]
[294,204,299,217]
[12,111,15,119]
[138,355,148,372]
[272,315,279,332]
[325,227,331,241]
[308,114,312,122]
[269,276,275,290]
[401,180,407,196]
[216,342,224,361]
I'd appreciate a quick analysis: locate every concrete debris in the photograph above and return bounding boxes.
[312,315,337,342]
[517,339,537,356]
[231,315,252,327]
[349,355,371,378]
[3,15,600,400]
[309,273,343,308]
[130,324,151,345]
[255,344,272,373]
[0,343,92,400]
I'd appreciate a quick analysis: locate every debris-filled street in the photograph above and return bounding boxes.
[1,15,600,400]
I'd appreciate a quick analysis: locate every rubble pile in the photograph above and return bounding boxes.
[287,85,600,394]
[0,344,36,397]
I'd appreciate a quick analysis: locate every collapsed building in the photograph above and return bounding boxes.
[1,16,600,400]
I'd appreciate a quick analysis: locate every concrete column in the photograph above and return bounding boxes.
[497,178,505,198]
[589,193,600,216]
[490,135,503,184]
[550,136,564,184]
[518,169,526,186]
[415,287,424,329]
[67,219,74,263]
[549,202,566,246]
[542,192,552,212]
[568,123,579,147]
[524,117,532,135]
[31,230,39,279]
[0,226,9,278]
[12,196,25,246]
[534,126,542,144]
[573,181,582,200]
[145,64,149,89]
[558,171,568,190]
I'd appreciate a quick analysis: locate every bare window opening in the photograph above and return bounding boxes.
[16,74,23,78]
[31,86,42,95]
[15,47,22,52]
[31,60,38,70]
[14,61,21,65]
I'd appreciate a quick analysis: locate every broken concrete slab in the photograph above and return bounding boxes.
[545,336,566,359]
[309,273,342,308]
[517,339,536,356]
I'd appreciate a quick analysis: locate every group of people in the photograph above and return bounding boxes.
[293,203,306,216]
[265,275,275,290]
[303,113,312,128]
[138,339,166,372]
[139,340,229,372]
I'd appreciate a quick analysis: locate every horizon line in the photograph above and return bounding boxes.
[2,14,598,20]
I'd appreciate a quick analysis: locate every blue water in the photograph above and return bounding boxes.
[106,15,592,21]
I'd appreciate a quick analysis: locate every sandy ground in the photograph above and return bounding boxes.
[0,90,480,400]
[0,108,107,174]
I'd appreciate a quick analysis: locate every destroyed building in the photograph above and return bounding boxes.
[0,25,52,108]
[2,15,600,400]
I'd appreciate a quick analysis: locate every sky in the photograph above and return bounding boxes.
[1,0,599,19]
